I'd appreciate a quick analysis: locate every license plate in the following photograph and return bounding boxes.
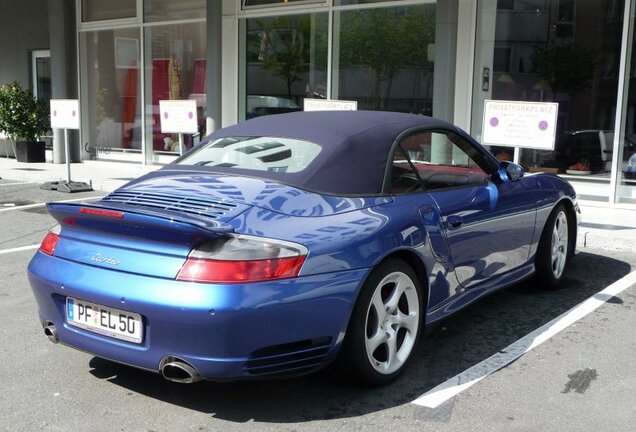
[66,298,143,344]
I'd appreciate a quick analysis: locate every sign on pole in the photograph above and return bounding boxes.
[159,100,199,156]
[41,99,93,193]
[50,99,80,130]
[304,99,358,111]
[482,100,558,150]
[159,100,198,134]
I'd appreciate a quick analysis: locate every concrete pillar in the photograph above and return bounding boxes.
[432,0,458,122]
[49,0,79,163]
[470,0,497,139]
[206,0,222,135]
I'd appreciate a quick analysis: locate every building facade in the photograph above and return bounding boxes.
[1,0,635,206]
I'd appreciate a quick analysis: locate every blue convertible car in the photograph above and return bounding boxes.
[28,111,578,385]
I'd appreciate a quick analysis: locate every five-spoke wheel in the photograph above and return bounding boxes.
[550,210,569,280]
[536,203,571,289]
[337,258,422,385]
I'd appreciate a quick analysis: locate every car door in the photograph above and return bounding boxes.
[389,129,536,289]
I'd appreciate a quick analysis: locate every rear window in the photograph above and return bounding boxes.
[177,136,322,173]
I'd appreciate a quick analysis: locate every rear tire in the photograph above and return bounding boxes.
[337,258,422,385]
[535,203,570,290]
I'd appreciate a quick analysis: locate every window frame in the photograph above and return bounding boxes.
[242,0,327,11]
[383,127,498,195]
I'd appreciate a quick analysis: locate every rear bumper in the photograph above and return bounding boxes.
[28,251,367,380]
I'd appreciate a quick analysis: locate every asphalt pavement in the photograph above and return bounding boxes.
[1,179,635,431]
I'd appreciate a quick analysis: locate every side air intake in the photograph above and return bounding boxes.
[244,337,332,377]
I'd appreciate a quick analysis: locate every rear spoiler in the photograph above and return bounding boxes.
[47,202,235,237]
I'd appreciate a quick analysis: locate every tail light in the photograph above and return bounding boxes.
[177,235,307,283]
[39,225,61,255]
[79,207,124,218]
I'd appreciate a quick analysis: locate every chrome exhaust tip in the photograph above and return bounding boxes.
[43,321,59,344]
[160,356,202,384]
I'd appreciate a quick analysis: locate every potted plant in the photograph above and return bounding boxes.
[0,81,49,162]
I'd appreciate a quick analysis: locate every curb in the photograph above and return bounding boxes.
[577,228,636,252]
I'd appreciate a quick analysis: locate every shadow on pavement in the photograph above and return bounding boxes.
[87,251,634,423]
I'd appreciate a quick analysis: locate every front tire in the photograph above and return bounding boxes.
[338,258,422,385]
[535,203,570,289]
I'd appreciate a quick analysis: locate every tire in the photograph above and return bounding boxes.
[535,203,570,290]
[337,258,423,385]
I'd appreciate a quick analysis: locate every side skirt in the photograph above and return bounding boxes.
[424,263,535,327]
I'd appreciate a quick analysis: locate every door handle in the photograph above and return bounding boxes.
[446,215,463,230]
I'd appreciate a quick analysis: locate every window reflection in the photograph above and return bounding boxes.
[177,136,322,173]
[243,13,328,119]
[472,0,624,200]
[144,0,205,22]
[243,0,323,7]
[617,3,636,204]
[82,0,136,22]
[81,29,142,156]
[333,5,436,114]
[145,22,207,156]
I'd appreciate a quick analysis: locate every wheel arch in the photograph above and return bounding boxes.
[557,197,578,258]
[374,249,430,316]
[333,249,430,384]
[340,248,431,341]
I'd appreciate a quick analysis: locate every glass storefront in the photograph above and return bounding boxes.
[79,0,206,162]
[242,2,439,119]
[333,4,436,113]
[472,0,624,201]
[80,28,142,158]
[72,0,636,207]
[242,13,328,120]
[145,22,207,156]
[617,0,636,204]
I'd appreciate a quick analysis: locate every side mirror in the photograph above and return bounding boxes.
[496,161,525,182]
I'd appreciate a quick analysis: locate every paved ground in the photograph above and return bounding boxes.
[1,180,635,431]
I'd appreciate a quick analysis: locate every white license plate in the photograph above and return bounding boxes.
[66,298,143,344]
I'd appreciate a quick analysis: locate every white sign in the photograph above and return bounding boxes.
[159,100,198,134]
[50,99,80,130]
[482,100,558,150]
[304,99,358,112]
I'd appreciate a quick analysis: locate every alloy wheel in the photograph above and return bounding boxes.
[551,211,569,279]
[364,271,420,375]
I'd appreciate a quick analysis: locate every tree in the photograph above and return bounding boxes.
[259,16,311,99]
[533,44,596,96]
[338,6,436,110]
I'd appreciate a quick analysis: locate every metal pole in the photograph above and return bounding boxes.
[64,128,71,182]
[513,147,521,165]
[179,133,185,156]
[609,0,634,206]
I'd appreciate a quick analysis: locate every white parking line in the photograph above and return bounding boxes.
[0,182,29,187]
[0,196,102,212]
[0,244,40,255]
[412,270,636,409]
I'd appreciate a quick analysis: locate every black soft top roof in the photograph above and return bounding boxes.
[178,110,463,195]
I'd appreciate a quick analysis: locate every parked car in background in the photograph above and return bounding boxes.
[625,152,636,179]
[246,95,300,119]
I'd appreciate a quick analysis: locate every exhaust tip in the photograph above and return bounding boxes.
[160,356,202,384]
[43,321,59,344]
